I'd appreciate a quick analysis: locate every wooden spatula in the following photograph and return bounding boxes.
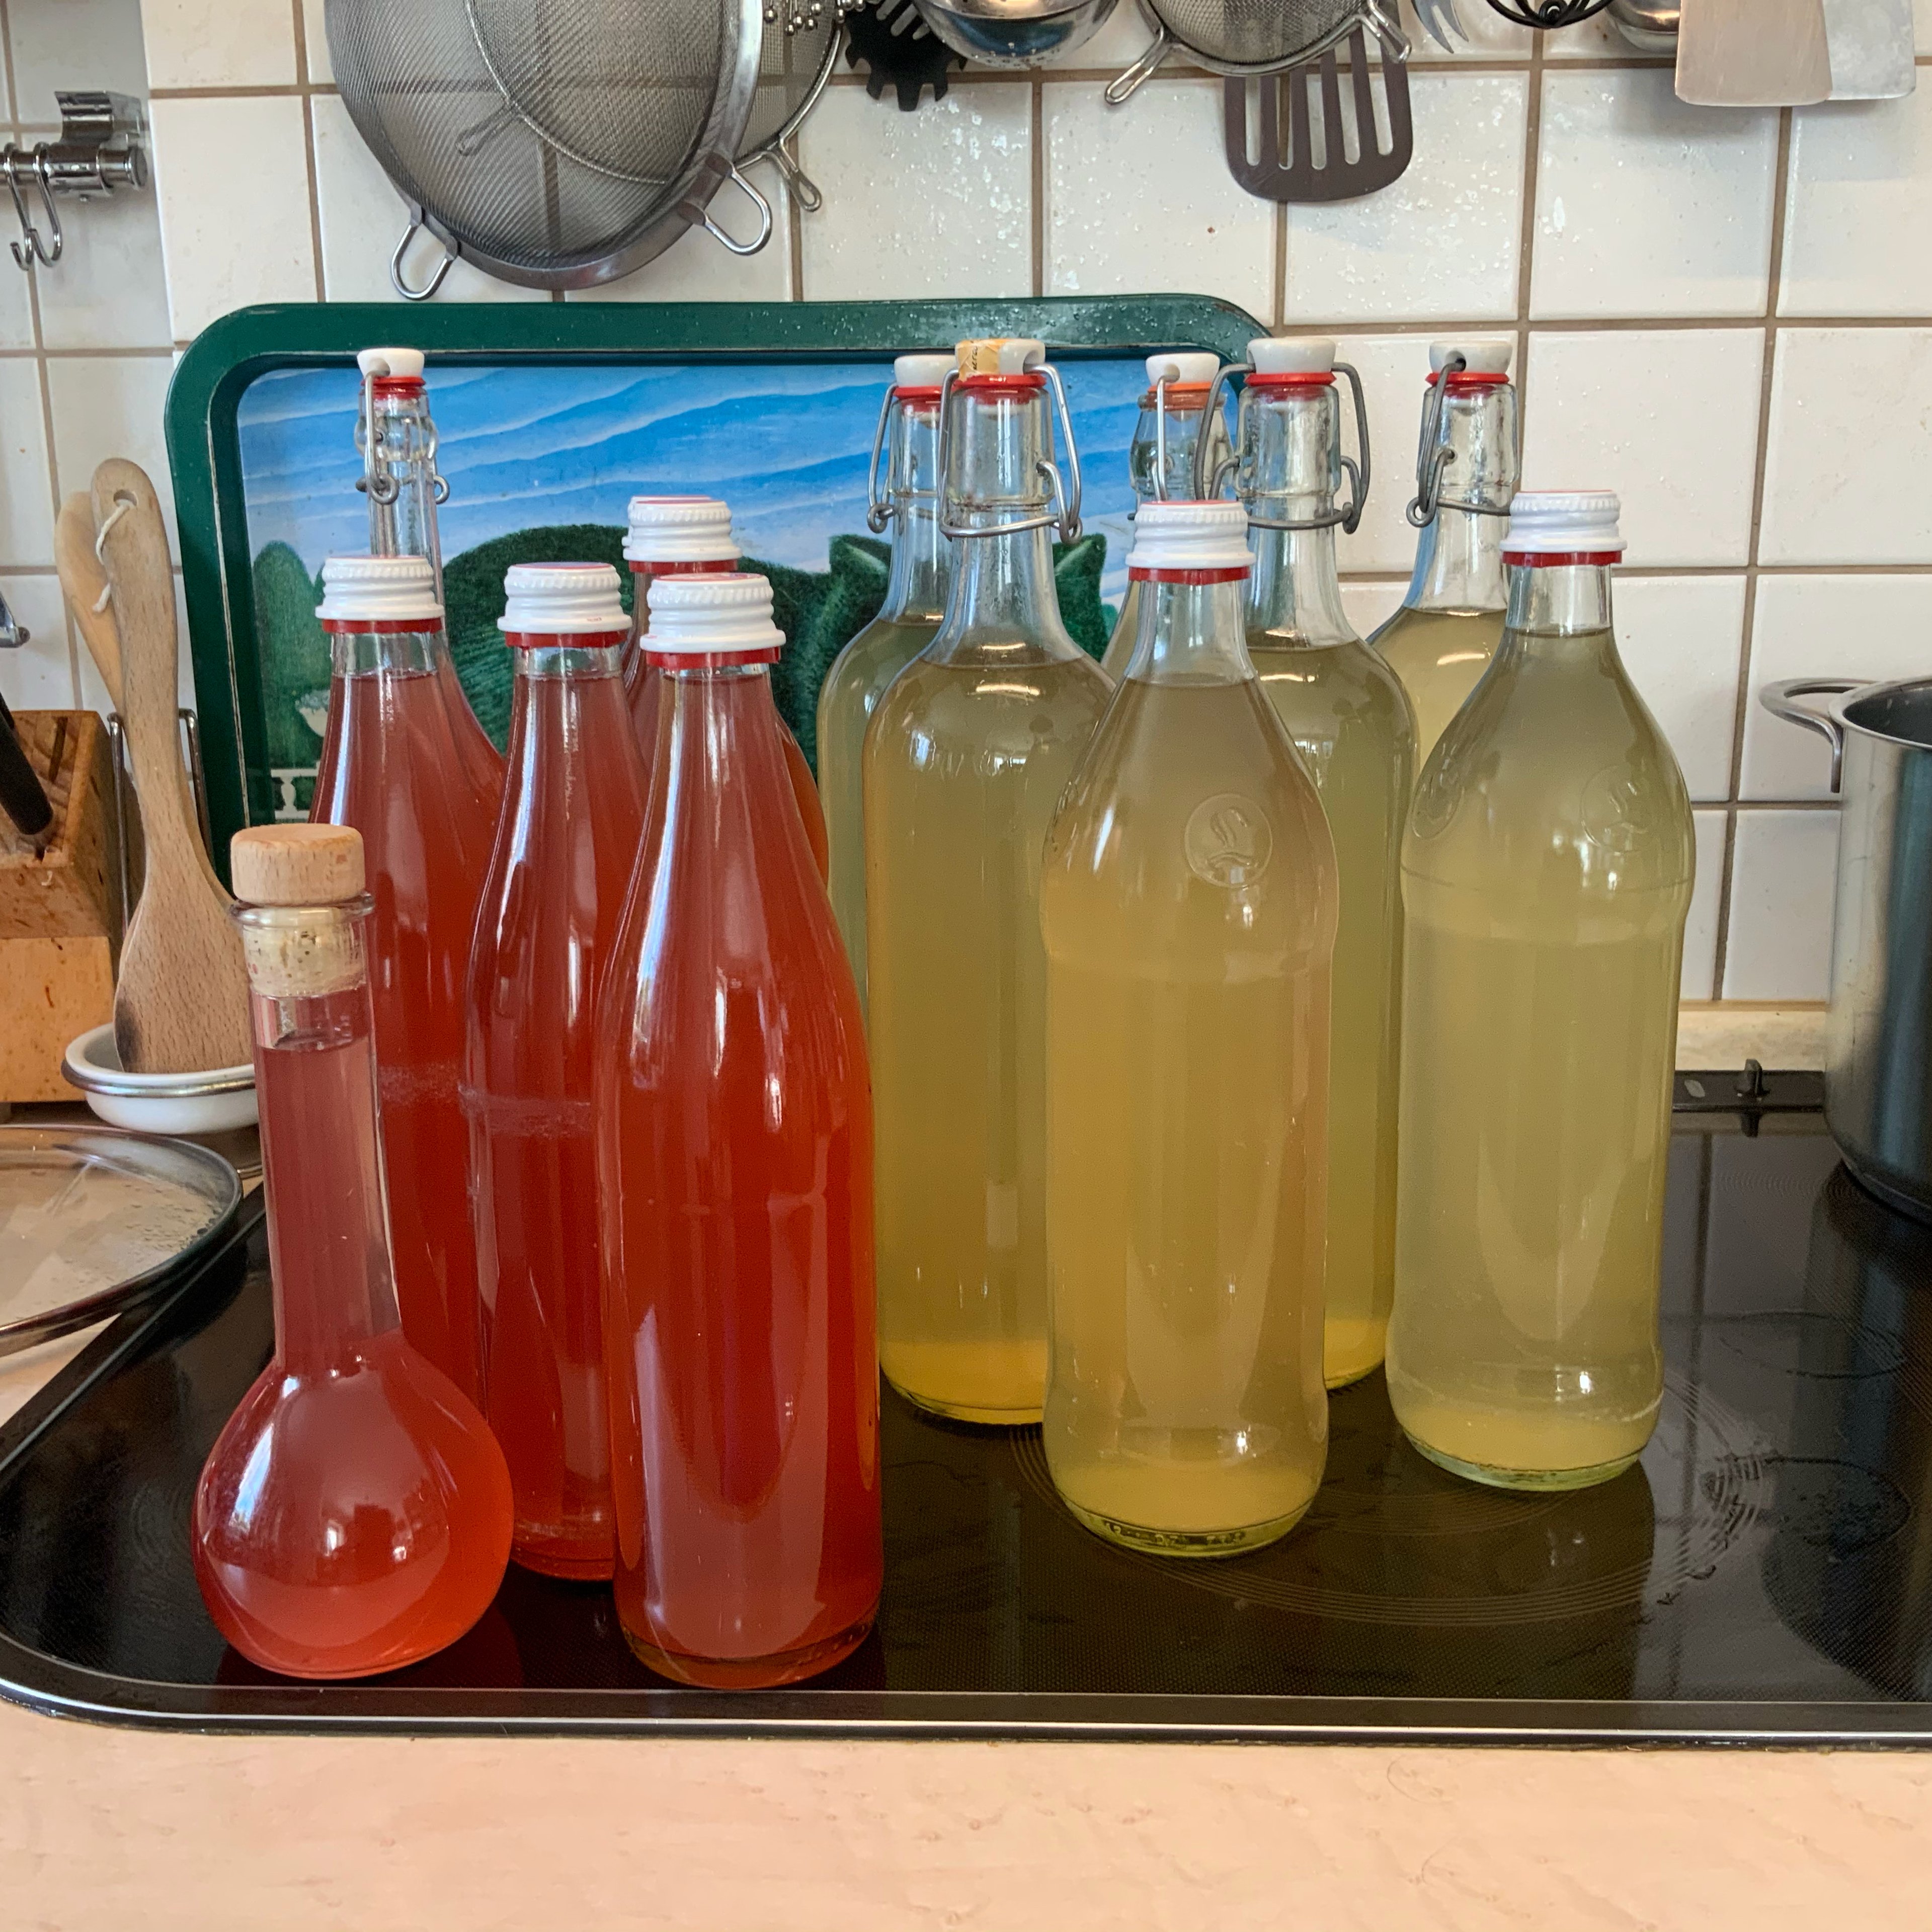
[90,460,251,1076]
[1677,0,1832,105]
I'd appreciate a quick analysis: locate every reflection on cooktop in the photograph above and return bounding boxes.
[3,1107,1931,1734]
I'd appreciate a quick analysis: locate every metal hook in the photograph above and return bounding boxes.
[696,167,775,258]
[389,217,453,301]
[7,152,60,270]
[762,141,824,215]
[863,383,896,534]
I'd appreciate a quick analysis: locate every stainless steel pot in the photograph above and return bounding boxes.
[1763,676,1932,1221]
[911,0,1118,66]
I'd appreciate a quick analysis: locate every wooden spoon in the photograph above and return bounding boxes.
[90,460,251,1075]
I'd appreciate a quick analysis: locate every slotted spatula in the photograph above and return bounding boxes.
[1223,28,1413,205]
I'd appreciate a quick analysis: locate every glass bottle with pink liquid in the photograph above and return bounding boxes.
[621,494,829,880]
[595,572,880,1688]
[354,347,503,808]
[464,563,648,1580]
[194,823,511,1679]
[310,554,495,1405]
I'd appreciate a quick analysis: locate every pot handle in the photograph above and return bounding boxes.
[1760,677,1861,794]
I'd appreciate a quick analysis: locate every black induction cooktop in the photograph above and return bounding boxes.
[4,1079,1931,1743]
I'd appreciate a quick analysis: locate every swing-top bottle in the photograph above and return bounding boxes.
[354,346,502,806]
[865,337,1113,1425]
[1232,336,1413,1388]
[817,352,956,1011]
[1099,352,1230,681]
[1370,341,1519,766]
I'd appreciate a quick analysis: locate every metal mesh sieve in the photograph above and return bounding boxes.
[1105,0,1404,99]
[328,0,829,295]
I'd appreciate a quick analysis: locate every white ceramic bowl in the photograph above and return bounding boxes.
[61,1023,258,1136]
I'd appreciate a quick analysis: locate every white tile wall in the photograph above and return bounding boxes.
[0,0,184,724]
[1,5,1920,1003]
[1046,79,1274,315]
[1281,72,1527,324]
[1521,329,1765,566]
[1724,811,1840,1002]
[1532,71,1778,321]
[802,85,1031,300]
[1759,329,1932,566]
[1741,575,1932,800]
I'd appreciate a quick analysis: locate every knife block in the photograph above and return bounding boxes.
[0,710,123,1102]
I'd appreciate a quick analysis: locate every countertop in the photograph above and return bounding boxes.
[14,1002,1920,1930]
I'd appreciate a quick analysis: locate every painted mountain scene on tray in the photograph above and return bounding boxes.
[237,356,1152,817]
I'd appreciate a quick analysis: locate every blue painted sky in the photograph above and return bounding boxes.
[236,355,1153,604]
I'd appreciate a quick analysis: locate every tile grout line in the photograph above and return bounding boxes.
[0,0,82,709]
[291,0,326,303]
[785,139,804,303]
[1030,78,1044,300]
[1710,104,1796,1004]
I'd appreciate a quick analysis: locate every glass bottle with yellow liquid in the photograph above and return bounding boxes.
[1387,492,1695,1492]
[817,353,955,1015]
[1370,342,1520,767]
[1041,499,1336,1555]
[1098,353,1229,682]
[864,338,1113,1425]
[1222,337,1413,1389]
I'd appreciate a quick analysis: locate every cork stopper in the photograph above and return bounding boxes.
[229,826,368,1000]
[232,825,365,905]
[956,337,1043,378]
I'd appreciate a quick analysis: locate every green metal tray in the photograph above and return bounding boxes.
[165,296,1265,875]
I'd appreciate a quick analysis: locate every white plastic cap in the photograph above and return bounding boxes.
[623,495,740,566]
[1430,340,1514,378]
[357,347,425,380]
[1250,337,1335,376]
[1502,490,1625,558]
[895,353,954,388]
[1126,500,1251,576]
[316,553,442,627]
[1145,352,1220,387]
[643,573,785,659]
[498,562,628,638]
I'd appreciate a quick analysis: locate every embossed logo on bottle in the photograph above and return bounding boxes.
[1185,794,1272,888]
[1581,764,1648,856]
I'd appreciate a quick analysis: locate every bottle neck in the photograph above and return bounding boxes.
[1498,560,1619,666]
[509,641,624,681]
[1120,574,1256,685]
[881,395,951,624]
[363,389,443,598]
[237,900,397,1373]
[625,560,734,648]
[328,623,450,676]
[1239,385,1353,649]
[1130,392,1227,506]
[1405,379,1518,615]
[931,381,1081,665]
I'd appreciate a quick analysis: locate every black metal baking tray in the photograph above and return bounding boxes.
[5,1078,1932,1745]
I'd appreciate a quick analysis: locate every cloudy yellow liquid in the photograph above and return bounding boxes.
[1041,677,1336,1553]
[1387,620,1694,1491]
[1370,604,1505,770]
[866,651,1112,1425]
[1250,633,1413,1389]
[818,613,941,1018]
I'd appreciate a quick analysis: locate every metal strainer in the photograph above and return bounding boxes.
[1104,0,1404,101]
[328,0,838,296]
